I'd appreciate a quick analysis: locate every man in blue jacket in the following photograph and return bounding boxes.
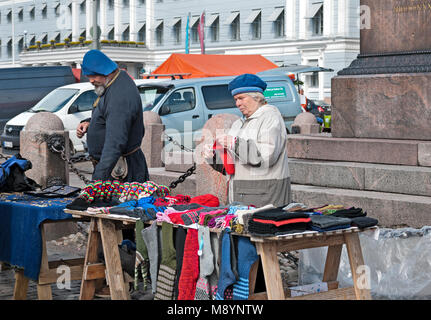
[77,50,149,182]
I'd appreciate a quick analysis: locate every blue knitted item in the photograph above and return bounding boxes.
[232,237,258,300]
[137,197,166,220]
[215,230,236,300]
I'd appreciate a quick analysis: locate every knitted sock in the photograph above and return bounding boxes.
[141,222,159,294]
[155,222,177,300]
[173,226,187,300]
[215,229,236,300]
[177,228,199,300]
[232,237,258,300]
[208,232,221,299]
[230,234,239,281]
[194,226,214,300]
[134,220,149,291]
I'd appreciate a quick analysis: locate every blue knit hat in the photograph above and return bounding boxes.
[228,73,267,96]
[81,49,118,76]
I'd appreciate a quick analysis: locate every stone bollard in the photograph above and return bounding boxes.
[20,112,70,188]
[291,112,321,135]
[195,113,240,205]
[142,111,165,168]
[20,112,76,240]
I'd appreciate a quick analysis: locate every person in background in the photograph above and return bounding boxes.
[203,73,291,208]
[76,49,149,183]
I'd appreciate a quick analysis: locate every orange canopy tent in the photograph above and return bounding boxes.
[149,53,278,79]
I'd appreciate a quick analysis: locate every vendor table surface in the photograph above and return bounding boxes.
[66,209,374,300]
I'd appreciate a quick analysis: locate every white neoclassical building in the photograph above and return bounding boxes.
[0,0,360,100]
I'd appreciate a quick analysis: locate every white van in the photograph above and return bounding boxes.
[0,79,162,154]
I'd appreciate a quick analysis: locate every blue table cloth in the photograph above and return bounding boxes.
[0,193,74,281]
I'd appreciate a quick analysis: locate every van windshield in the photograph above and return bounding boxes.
[139,86,170,111]
[30,88,79,113]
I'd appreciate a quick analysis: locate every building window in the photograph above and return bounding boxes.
[18,37,24,52]
[173,20,181,45]
[80,1,86,14]
[123,0,129,7]
[54,4,60,17]
[312,6,324,36]
[18,8,23,22]
[108,0,114,10]
[139,0,145,5]
[7,40,12,57]
[191,17,199,44]
[156,22,163,46]
[54,33,61,43]
[308,59,319,88]
[41,34,48,44]
[107,27,114,40]
[80,30,86,39]
[0,40,2,58]
[42,5,47,19]
[30,7,35,20]
[250,12,261,40]
[7,10,12,23]
[230,13,240,41]
[122,26,130,41]
[29,35,36,46]
[210,16,219,42]
[138,24,146,42]
[274,10,285,37]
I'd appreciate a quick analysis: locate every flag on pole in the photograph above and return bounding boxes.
[185,13,190,54]
[197,11,205,54]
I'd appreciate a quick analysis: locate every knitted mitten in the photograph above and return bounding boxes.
[232,237,258,300]
[194,226,214,300]
[177,228,199,300]
[215,230,236,300]
[141,222,159,294]
[154,222,177,300]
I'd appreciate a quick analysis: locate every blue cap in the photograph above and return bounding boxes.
[228,73,267,96]
[81,50,118,76]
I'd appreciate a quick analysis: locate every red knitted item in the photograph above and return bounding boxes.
[167,212,186,225]
[190,194,220,207]
[177,229,200,300]
[213,142,235,175]
[153,194,191,206]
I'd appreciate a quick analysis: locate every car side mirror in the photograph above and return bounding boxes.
[159,105,170,116]
[68,104,79,114]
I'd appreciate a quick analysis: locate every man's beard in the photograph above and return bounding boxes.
[94,85,105,97]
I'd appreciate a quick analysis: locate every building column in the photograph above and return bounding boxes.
[338,0,350,37]
[298,0,307,39]
[323,0,335,37]
[130,0,137,41]
[285,0,297,40]
[86,0,92,40]
[114,0,121,41]
[146,0,154,49]
[100,0,107,40]
[71,0,80,41]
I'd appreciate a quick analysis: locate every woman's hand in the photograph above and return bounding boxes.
[216,134,236,150]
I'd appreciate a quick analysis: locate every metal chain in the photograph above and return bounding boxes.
[45,133,91,185]
[0,154,12,161]
[162,132,197,189]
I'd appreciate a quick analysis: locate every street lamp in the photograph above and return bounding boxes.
[24,30,27,50]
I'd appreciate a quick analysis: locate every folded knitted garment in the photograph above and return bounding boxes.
[310,215,352,229]
[236,204,275,225]
[153,194,191,207]
[311,224,351,232]
[350,217,378,229]
[190,194,220,207]
[253,208,311,221]
[248,220,310,236]
[331,207,366,218]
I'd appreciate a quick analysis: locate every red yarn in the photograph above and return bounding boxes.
[190,194,220,207]
[177,228,200,300]
[213,141,235,175]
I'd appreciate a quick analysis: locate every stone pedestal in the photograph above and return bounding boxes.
[20,113,69,188]
[195,113,240,205]
[142,111,165,168]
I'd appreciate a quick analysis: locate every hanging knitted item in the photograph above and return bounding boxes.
[173,226,187,299]
[215,229,236,300]
[154,222,177,300]
[134,220,149,291]
[141,222,159,294]
[232,237,258,300]
[194,226,214,300]
[177,228,199,300]
[213,141,235,175]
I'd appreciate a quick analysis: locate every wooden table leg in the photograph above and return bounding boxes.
[13,269,29,300]
[37,223,53,300]
[255,242,285,300]
[344,232,371,300]
[80,218,101,300]
[98,219,129,300]
[322,244,343,283]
